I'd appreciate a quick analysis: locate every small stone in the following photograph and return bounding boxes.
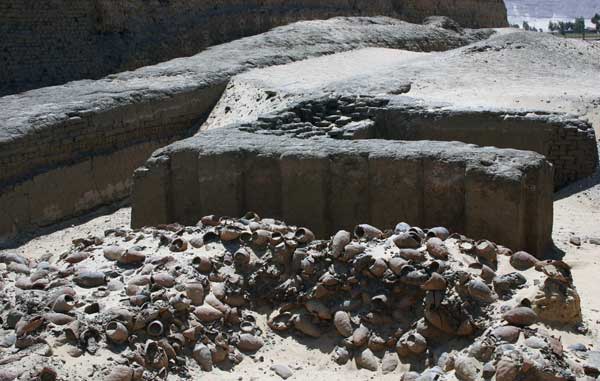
[569,236,581,246]
[335,116,352,126]
[438,352,455,371]
[493,272,527,296]
[67,346,84,357]
[492,326,520,343]
[401,372,420,381]
[6,310,23,328]
[455,356,482,381]
[589,237,600,246]
[388,83,412,95]
[333,346,350,365]
[107,279,124,291]
[584,351,600,377]
[0,334,16,348]
[333,311,353,337]
[381,353,398,374]
[270,364,293,379]
[84,303,100,314]
[524,336,547,349]
[352,325,369,347]
[355,348,379,371]
[482,362,495,379]
[568,343,587,352]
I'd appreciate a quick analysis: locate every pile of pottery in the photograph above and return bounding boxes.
[0,213,587,380]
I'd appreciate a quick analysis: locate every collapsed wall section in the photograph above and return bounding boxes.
[0,0,508,94]
[131,128,554,255]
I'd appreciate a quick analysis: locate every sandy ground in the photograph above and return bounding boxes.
[553,153,600,342]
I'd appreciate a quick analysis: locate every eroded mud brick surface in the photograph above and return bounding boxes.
[131,127,554,255]
[0,18,493,244]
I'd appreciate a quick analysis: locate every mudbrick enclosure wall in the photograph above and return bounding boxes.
[0,0,508,94]
[129,94,600,255]
[0,16,596,255]
[240,96,597,188]
[376,105,598,188]
[130,127,554,255]
[0,18,494,245]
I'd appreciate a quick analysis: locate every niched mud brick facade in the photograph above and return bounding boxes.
[131,128,554,255]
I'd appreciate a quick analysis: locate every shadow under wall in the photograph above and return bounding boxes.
[554,143,600,201]
[0,200,128,250]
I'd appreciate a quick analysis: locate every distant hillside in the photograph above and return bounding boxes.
[505,0,599,30]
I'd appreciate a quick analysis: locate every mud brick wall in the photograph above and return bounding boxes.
[240,96,598,189]
[0,142,163,245]
[0,84,225,246]
[0,85,225,190]
[131,128,554,255]
[547,125,598,187]
[0,0,508,95]
[375,106,599,189]
[0,16,495,244]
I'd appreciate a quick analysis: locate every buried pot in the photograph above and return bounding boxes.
[502,306,538,327]
[106,321,129,344]
[354,224,383,240]
[52,294,75,313]
[74,271,106,288]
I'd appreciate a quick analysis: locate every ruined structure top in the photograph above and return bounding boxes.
[0,0,508,94]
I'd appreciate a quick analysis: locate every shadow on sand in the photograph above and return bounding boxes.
[554,144,600,201]
[0,200,128,250]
